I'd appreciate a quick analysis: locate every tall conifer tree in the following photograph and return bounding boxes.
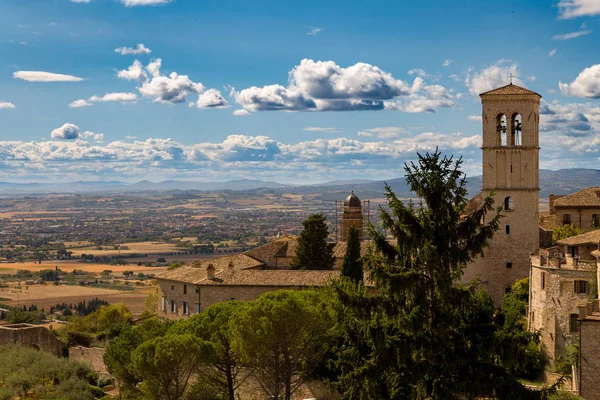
[290,214,335,270]
[332,150,549,399]
[341,225,363,283]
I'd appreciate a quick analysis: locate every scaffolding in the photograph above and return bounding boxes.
[335,199,371,242]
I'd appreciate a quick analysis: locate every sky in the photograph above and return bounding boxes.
[0,0,599,183]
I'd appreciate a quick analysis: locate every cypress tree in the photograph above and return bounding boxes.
[290,214,335,270]
[341,225,363,283]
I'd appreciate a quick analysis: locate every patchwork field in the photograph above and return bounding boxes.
[0,284,154,315]
[0,259,169,275]
[69,241,186,257]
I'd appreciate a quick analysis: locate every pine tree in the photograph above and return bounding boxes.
[332,150,548,399]
[341,225,363,283]
[290,214,335,270]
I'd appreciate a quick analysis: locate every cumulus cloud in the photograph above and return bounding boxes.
[232,109,250,116]
[558,0,600,19]
[464,61,525,96]
[82,131,104,142]
[69,99,92,108]
[232,59,453,113]
[115,43,151,55]
[552,29,592,40]
[117,58,227,106]
[559,64,600,98]
[13,71,84,82]
[549,49,557,56]
[0,102,16,109]
[443,59,452,67]
[307,27,323,36]
[51,123,80,140]
[467,115,482,122]
[357,127,408,139]
[539,100,600,136]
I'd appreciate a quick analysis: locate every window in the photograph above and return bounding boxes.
[183,284,187,295]
[182,301,189,315]
[593,214,599,228]
[541,272,546,290]
[512,113,522,146]
[506,262,512,269]
[171,285,175,291]
[570,313,579,333]
[497,114,508,146]
[195,303,200,313]
[505,287,511,294]
[195,288,199,294]
[170,300,176,313]
[531,311,535,323]
[506,225,511,234]
[563,214,571,225]
[574,280,589,294]
[161,297,166,312]
[504,197,514,211]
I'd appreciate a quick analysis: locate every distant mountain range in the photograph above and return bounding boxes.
[0,169,598,199]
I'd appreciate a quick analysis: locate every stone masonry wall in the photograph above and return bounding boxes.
[556,208,600,232]
[0,324,65,357]
[579,318,600,399]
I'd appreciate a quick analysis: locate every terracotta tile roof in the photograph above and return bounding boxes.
[479,84,541,97]
[244,236,295,263]
[463,192,483,216]
[191,253,264,271]
[333,241,372,258]
[554,187,600,208]
[557,229,600,246]
[592,250,600,258]
[158,266,340,287]
[539,210,558,231]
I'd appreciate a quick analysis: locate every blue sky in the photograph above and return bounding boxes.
[0,0,599,183]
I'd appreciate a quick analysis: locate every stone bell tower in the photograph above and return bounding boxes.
[462,83,541,305]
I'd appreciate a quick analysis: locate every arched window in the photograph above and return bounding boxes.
[504,196,514,211]
[512,113,522,146]
[497,114,507,146]
[506,225,511,234]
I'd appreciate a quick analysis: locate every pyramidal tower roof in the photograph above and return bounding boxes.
[479,83,541,97]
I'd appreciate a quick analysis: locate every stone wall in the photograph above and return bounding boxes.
[556,208,600,232]
[69,346,108,375]
[578,300,600,400]
[529,265,592,363]
[0,324,65,357]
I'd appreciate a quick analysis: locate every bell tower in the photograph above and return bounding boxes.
[463,83,541,304]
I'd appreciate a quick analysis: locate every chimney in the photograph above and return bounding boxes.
[206,264,215,280]
[549,194,556,214]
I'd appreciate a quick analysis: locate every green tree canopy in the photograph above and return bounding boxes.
[131,334,211,400]
[230,290,335,400]
[290,213,335,270]
[341,225,363,283]
[331,150,548,399]
[553,224,584,243]
[170,301,248,400]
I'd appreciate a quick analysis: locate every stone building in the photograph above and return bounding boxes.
[341,192,364,241]
[528,244,595,364]
[576,297,600,400]
[549,187,600,232]
[156,261,339,320]
[463,83,542,304]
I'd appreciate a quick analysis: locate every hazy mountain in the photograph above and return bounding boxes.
[0,169,596,197]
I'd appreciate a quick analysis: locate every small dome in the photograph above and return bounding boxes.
[344,192,361,207]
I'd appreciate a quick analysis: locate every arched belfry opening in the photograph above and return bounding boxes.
[497,114,508,146]
[512,113,522,146]
[504,196,514,211]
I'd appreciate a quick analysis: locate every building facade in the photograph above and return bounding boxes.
[463,84,542,304]
[549,188,600,232]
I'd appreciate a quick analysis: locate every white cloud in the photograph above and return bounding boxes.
[69,99,92,108]
[13,71,84,82]
[115,43,152,55]
[443,59,452,67]
[303,127,339,133]
[558,0,600,19]
[549,49,557,56]
[232,109,250,116]
[408,68,429,77]
[117,60,146,81]
[232,59,453,113]
[464,61,525,96]
[82,131,104,142]
[307,27,323,36]
[121,0,173,5]
[51,123,80,140]
[71,0,91,3]
[552,29,592,40]
[195,89,228,108]
[528,75,537,81]
[467,115,482,122]
[69,92,137,108]
[0,102,16,110]
[559,64,600,98]
[357,127,407,139]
